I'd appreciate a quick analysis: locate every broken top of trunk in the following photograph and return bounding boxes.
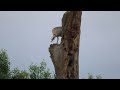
[49,11,82,79]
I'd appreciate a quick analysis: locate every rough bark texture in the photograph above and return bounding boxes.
[49,11,82,79]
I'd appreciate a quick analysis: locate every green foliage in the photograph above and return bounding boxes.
[10,61,54,79]
[88,73,102,79]
[0,49,54,79]
[29,61,54,79]
[96,75,102,79]
[88,73,94,79]
[0,49,103,79]
[0,49,10,79]
[10,68,29,79]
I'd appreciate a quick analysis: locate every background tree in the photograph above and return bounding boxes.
[0,49,54,79]
[0,49,10,79]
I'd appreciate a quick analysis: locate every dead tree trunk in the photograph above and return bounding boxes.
[49,11,82,79]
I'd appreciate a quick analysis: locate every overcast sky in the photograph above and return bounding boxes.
[0,11,120,79]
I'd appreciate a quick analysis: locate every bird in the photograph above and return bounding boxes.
[51,26,62,44]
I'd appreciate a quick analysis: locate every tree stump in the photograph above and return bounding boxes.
[49,11,82,79]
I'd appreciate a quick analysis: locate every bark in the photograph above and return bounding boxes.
[49,11,82,79]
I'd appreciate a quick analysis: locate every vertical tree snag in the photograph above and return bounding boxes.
[49,11,82,79]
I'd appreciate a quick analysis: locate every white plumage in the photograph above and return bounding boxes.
[51,26,62,44]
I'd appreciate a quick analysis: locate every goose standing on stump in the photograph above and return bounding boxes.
[51,27,62,44]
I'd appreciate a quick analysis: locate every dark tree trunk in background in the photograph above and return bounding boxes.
[49,11,82,79]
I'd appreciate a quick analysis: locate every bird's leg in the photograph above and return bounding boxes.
[51,37,55,42]
[57,37,59,44]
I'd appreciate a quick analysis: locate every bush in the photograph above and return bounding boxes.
[88,73,102,79]
[29,61,54,79]
[10,68,29,79]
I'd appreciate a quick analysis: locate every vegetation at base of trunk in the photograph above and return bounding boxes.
[0,49,54,79]
[0,49,103,79]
